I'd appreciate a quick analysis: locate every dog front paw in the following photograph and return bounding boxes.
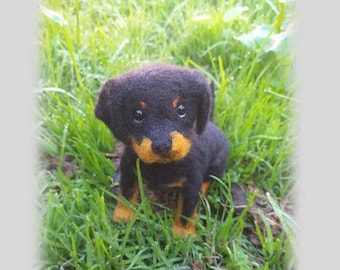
[113,202,135,223]
[172,219,196,237]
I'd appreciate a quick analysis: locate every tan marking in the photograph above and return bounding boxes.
[166,177,186,188]
[201,181,211,197]
[131,137,160,163]
[172,98,179,108]
[172,193,197,237]
[113,202,135,223]
[113,182,139,223]
[139,101,147,109]
[129,182,140,205]
[169,131,191,160]
[131,131,191,164]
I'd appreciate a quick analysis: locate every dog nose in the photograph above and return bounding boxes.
[151,136,172,155]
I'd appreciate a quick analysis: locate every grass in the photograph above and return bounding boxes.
[36,0,296,269]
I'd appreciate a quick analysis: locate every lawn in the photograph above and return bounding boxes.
[36,0,297,269]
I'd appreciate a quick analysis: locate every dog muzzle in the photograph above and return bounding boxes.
[131,131,191,163]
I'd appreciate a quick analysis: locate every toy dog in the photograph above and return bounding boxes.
[94,63,230,237]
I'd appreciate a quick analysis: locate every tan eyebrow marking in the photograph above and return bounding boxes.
[172,98,179,108]
[139,101,147,109]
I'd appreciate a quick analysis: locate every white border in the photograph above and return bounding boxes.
[1,0,339,268]
[0,0,39,268]
[295,0,340,268]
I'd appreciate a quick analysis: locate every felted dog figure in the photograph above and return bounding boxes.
[94,63,230,237]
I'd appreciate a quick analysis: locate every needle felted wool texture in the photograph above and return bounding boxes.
[94,63,230,236]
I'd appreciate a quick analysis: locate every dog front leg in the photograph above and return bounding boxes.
[172,180,213,237]
[113,160,139,223]
[172,181,203,237]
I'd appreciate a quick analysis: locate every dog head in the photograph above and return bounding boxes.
[94,63,213,164]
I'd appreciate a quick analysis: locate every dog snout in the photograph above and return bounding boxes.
[151,135,172,155]
[131,131,191,164]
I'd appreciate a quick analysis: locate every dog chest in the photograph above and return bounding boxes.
[138,160,194,188]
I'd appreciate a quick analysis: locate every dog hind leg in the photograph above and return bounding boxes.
[201,181,211,197]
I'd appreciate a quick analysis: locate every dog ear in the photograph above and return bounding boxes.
[208,81,215,120]
[191,70,213,135]
[94,78,129,144]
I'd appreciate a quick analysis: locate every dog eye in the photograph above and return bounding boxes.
[176,104,186,118]
[132,109,144,122]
